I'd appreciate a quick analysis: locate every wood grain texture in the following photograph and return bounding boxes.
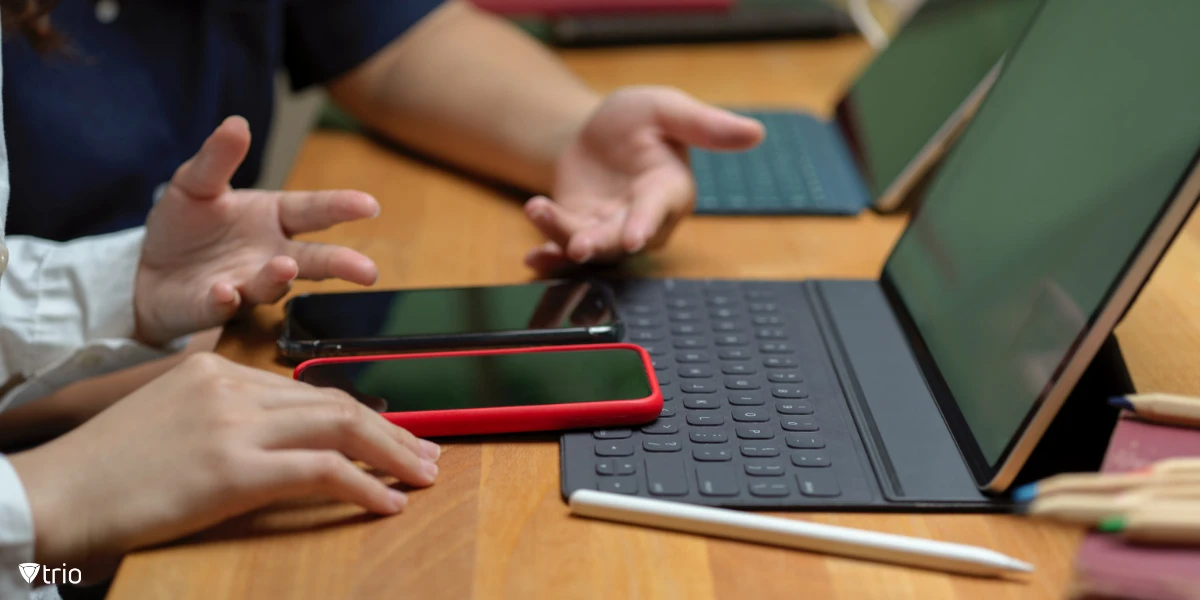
[108,38,1200,599]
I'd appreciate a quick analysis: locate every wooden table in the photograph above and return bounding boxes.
[108,37,1200,600]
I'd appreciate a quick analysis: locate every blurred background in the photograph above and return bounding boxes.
[259,0,921,189]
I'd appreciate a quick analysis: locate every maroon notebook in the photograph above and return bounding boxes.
[469,0,733,16]
[1073,415,1200,600]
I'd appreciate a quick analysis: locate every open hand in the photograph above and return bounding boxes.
[524,86,764,272]
[135,116,381,346]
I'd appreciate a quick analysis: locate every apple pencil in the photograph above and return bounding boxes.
[1109,393,1200,428]
[567,489,1032,578]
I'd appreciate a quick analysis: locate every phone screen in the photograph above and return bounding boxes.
[297,348,653,413]
[285,281,615,342]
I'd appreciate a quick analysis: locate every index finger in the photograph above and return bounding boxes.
[279,190,380,236]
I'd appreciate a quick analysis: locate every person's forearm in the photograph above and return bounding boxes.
[0,330,219,451]
[327,1,602,193]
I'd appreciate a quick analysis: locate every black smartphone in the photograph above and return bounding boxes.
[277,280,622,361]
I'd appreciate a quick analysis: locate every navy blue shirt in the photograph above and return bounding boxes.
[3,0,443,241]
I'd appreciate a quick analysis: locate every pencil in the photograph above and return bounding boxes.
[568,489,1032,578]
[1012,464,1200,502]
[1109,393,1200,428]
[1025,485,1200,525]
[1097,499,1200,545]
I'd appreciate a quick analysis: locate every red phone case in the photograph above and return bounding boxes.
[292,343,662,438]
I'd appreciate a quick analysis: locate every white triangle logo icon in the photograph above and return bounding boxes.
[18,563,39,584]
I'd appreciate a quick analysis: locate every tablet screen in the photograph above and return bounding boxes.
[884,0,1200,475]
[835,0,1042,198]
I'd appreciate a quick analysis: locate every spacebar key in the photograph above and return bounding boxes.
[645,455,690,496]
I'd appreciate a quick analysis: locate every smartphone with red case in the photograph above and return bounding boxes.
[293,343,661,438]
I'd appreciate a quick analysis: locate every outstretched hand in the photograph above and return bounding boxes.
[135,116,381,346]
[524,86,764,272]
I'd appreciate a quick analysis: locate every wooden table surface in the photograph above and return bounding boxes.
[108,37,1200,600]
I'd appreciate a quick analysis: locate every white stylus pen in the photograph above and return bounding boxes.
[568,490,1032,578]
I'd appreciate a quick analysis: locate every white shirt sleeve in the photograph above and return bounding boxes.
[0,456,34,598]
[0,229,187,412]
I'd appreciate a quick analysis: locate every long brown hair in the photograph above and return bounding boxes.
[0,0,62,52]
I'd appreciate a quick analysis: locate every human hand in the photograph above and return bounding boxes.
[524,86,764,272]
[135,116,381,346]
[8,353,440,570]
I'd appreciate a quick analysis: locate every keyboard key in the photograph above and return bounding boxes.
[630,317,659,328]
[596,460,615,475]
[791,450,832,468]
[690,430,728,444]
[722,364,757,375]
[683,396,721,410]
[785,434,825,449]
[768,372,803,383]
[719,349,753,361]
[707,295,736,307]
[728,393,766,406]
[687,413,725,426]
[740,444,781,457]
[593,429,632,440]
[667,298,699,309]
[776,401,814,415]
[693,448,733,462]
[732,408,770,422]
[669,311,701,322]
[752,315,783,326]
[712,321,742,333]
[596,442,634,457]
[630,330,664,342]
[598,477,639,494]
[671,323,703,336]
[674,338,707,350]
[781,418,819,432]
[773,387,810,399]
[736,426,774,440]
[641,344,668,357]
[710,308,737,319]
[642,422,680,435]
[651,358,669,372]
[696,464,740,496]
[661,387,676,401]
[756,329,788,340]
[764,357,798,368]
[749,482,790,497]
[682,381,718,394]
[659,406,677,418]
[679,366,714,378]
[715,334,749,347]
[760,343,794,354]
[749,302,778,313]
[797,470,841,497]
[656,375,673,387]
[629,304,657,315]
[644,440,683,452]
[646,456,689,496]
[725,377,761,390]
[745,462,785,477]
[676,351,710,363]
[745,290,774,300]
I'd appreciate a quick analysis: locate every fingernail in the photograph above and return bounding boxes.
[388,489,408,511]
[419,440,442,461]
[423,460,439,481]
[627,237,646,254]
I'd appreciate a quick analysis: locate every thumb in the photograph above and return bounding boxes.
[652,89,765,151]
[172,116,252,198]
